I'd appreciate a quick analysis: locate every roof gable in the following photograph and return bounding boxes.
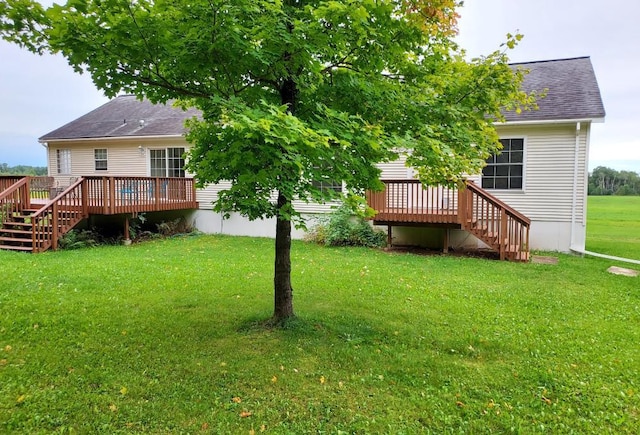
[505,56,605,122]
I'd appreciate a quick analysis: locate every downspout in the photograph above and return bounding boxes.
[569,122,581,250]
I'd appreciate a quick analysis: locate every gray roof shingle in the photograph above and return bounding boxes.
[39,57,605,141]
[39,95,200,141]
[505,56,605,122]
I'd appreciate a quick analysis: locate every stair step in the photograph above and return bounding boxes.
[0,235,32,243]
[0,228,32,236]
[4,222,32,227]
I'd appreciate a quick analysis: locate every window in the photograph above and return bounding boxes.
[312,179,343,193]
[150,147,185,177]
[56,149,71,174]
[482,138,524,190]
[94,149,108,171]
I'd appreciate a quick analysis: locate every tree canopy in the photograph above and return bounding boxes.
[589,166,640,196]
[1,0,536,321]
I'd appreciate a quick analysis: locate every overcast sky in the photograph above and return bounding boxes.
[1,0,639,173]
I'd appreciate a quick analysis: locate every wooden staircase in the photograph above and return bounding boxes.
[459,181,530,262]
[0,207,44,251]
[0,177,88,253]
[367,180,531,262]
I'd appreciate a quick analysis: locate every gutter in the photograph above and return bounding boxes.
[38,134,185,144]
[570,248,640,266]
[495,117,604,126]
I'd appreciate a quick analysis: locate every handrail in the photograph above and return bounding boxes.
[464,181,531,225]
[30,177,87,252]
[0,177,31,228]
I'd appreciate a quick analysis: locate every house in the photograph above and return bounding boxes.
[1,57,604,255]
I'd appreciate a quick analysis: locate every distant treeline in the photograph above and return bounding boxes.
[0,163,47,176]
[589,166,640,196]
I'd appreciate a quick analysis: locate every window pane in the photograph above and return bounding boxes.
[495,177,509,189]
[510,139,524,151]
[496,152,509,164]
[496,165,509,176]
[511,177,523,189]
[482,166,494,176]
[511,151,523,163]
[167,147,185,178]
[150,149,167,177]
[511,165,523,177]
[481,178,494,189]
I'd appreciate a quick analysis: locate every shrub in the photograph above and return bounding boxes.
[306,205,386,248]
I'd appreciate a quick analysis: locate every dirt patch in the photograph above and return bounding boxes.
[382,246,500,261]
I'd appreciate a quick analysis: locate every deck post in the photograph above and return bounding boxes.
[443,228,449,254]
[387,225,392,247]
[124,215,131,245]
[499,211,507,261]
[52,201,59,251]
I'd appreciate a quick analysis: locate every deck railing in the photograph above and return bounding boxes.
[0,177,31,228]
[365,179,458,224]
[367,179,531,261]
[83,176,198,214]
[31,178,87,252]
[1,175,27,194]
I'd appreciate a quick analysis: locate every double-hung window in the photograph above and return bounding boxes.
[482,138,524,190]
[94,149,108,171]
[56,149,71,174]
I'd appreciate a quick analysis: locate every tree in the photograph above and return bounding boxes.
[589,166,640,196]
[1,0,535,322]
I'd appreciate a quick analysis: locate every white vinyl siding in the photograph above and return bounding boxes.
[490,123,589,223]
[47,139,178,187]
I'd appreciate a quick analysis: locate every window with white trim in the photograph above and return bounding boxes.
[94,148,108,171]
[150,147,185,177]
[482,138,524,190]
[56,149,71,174]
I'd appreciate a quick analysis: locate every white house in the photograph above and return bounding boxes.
[36,56,605,255]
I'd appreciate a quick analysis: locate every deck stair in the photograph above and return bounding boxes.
[0,208,43,252]
[367,179,531,262]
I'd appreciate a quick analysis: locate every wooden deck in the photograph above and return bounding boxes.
[366,180,531,261]
[0,176,198,252]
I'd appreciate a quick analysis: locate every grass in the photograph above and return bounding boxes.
[586,196,640,259]
[1,231,638,433]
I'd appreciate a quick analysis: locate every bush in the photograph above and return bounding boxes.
[306,205,386,248]
[58,229,108,250]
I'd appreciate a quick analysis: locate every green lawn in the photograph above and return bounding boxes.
[1,232,639,432]
[587,196,640,259]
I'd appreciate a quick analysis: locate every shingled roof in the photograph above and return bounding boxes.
[40,57,604,141]
[505,56,605,122]
[39,96,200,141]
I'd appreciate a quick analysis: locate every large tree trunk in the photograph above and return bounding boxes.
[273,191,294,320]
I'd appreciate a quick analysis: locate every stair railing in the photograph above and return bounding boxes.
[459,181,530,261]
[30,178,87,252]
[0,177,31,230]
